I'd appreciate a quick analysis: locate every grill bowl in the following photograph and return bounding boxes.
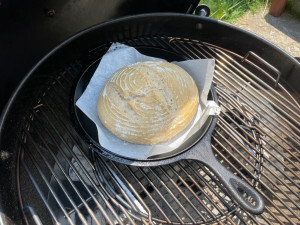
[0,13,299,225]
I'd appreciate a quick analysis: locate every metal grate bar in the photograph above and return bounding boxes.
[218,100,293,156]
[226,217,238,225]
[257,177,300,218]
[31,110,119,225]
[218,110,260,146]
[22,128,94,225]
[23,206,43,225]
[212,46,300,110]
[212,143,299,225]
[95,157,153,222]
[91,164,139,225]
[27,114,105,225]
[215,117,300,189]
[180,161,234,210]
[159,165,209,222]
[234,210,252,225]
[107,162,175,223]
[216,88,300,182]
[134,165,183,223]
[93,155,142,213]
[243,210,263,225]
[213,130,300,213]
[19,146,65,225]
[195,42,300,116]
[211,145,290,225]
[213,49,299,121]
[217,94,299,158]
[214,126,299,199]
[107,161,157,224]
[212,131,258,170]
[42,91,96,169]
[210,67,298,142]
[45,86,103,168]
[145,166,197,224]
[260,135,300,165]
[171,39,300,141]
[175,162,227,217]
[213,72,300,143]
[214,75,300,155]
[126,165,190,224]
[216,118,258,153]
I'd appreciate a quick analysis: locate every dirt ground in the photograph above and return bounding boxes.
[234,7,300,58]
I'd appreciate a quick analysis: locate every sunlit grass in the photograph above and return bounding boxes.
[200,0,268,22]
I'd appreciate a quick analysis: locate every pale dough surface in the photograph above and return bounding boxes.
[97,60,199,144]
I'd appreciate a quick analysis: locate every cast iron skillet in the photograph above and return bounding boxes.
[73,46,265,214]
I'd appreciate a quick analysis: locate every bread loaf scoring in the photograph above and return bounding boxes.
[97,60,199,144]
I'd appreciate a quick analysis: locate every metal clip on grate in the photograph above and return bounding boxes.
[17,36,300,225]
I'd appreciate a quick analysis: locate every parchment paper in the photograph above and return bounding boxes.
[76,43,220,159]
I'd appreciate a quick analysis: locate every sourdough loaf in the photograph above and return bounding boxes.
[97,60,199,144]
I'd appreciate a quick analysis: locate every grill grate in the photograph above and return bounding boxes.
[17,36,300,225]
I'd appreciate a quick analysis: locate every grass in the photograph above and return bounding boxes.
[199,0,268,23]
[285,0,300,20]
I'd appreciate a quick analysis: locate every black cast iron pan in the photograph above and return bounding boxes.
[73,46,265,215]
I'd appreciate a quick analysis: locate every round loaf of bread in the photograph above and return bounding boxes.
[97,60,199,144]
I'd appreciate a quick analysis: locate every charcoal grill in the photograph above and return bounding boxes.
[0,13,299,225]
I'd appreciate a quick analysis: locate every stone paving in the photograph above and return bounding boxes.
[234,7,300,58]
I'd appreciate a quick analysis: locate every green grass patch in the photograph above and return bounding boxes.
[200,0,268,23]
[285,0,300,20]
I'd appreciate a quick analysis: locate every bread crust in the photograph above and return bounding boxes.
[97,60,199,144]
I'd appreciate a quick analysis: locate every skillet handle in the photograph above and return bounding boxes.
[199,152,265,214]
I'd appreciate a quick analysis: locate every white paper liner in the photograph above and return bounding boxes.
[76,43,220,159]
